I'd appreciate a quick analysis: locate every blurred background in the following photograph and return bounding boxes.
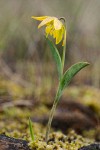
[0,0,100,100]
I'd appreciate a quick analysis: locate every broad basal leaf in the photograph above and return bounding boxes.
[57,62,89,101]
[46,37,62,80]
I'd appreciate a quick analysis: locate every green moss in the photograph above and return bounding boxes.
[0,106,94,150]
[0,76,35,100]
[0,105,48,140]
[28,131,93,150]
[83,127,100,141]
[0,77,99,149]
[63,86,100,117]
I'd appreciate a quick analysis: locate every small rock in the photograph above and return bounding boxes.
[79,143,100,150]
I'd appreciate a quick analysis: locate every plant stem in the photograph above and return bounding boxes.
[45,99,57,142]
[45,85,60,142]
[62,28,67,72]
[45,22,67,143]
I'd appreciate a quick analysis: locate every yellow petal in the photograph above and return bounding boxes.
[55,31,61,44]
[32,15,66,46]
[31,16,48,21]
[45,25,53,36]
[54,18,62,30]
[49,29,53,36]
[53,30,56,38]
[38,17,54,28]
[55,28,64,44]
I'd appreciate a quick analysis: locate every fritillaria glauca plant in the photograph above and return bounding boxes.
[30,16,89,142]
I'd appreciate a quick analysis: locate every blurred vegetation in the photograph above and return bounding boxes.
[0,0,100,90]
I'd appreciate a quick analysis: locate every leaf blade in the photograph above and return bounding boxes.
[29,118,34,141]
[46,37,62,80]
[57,62,89,100]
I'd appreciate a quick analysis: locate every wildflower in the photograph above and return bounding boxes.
[31,16,66,45]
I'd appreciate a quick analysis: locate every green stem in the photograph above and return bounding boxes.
[45,100,57,142]
[45,85,60,142]
[62,28,67,72]
[45,21,67,143]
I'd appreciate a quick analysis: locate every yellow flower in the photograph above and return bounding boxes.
[31,16,66,45]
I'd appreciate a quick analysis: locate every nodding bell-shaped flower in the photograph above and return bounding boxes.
[31,16,66,46]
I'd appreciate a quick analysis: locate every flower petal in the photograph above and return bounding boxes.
[32,15,66,46]
[55,30,61,44]
[31,16,48,21]
[53,30,56,38]
[45,24,53,36]
[38,17,54,28]
[54,18,62,30]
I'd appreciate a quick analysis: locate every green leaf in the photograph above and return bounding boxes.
[57,62,89,100]
[46,37,62,80]
[29,118,34,141]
